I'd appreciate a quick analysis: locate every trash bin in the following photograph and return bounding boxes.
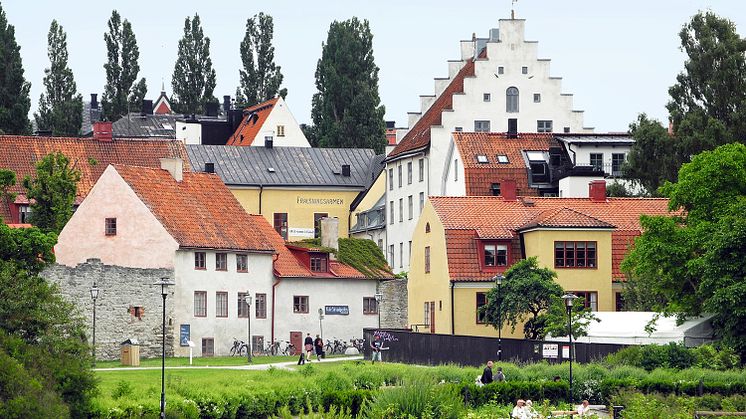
[120,338,140,366]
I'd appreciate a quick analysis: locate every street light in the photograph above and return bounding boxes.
[244,293,253,363]
[494,274,504,361]
[89,282,100,367]
[153,278,174,419]
[374,292,383,330]
[318,308,324,341]
[561,293,579,404]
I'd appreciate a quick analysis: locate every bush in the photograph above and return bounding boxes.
[610,391,746,418]
[361,380,464,419]
[606,343,740,371]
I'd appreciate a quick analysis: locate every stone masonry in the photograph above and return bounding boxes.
[379,277,408,329]
[43,259,175,360]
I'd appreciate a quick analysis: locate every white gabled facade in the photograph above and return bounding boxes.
[253,97,311,148]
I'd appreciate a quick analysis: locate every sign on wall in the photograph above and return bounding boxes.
[296,197,345,206]
[180,324,190,347]
[289,227,314,238]
[542,343,559,359]
[325,305,350,315]
[562,345,570,359]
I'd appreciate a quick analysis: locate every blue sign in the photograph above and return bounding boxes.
[180,324,190,347]
[325,305,350,315]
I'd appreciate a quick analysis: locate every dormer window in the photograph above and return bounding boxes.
[483,242,508,267]
[310,253,328,272]
[18,205,31,223]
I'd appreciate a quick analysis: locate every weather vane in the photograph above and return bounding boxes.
[511,0,518,19]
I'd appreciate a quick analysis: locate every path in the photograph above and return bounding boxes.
[93,355,363,372]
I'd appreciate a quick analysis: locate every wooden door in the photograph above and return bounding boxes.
[290,331,303,355]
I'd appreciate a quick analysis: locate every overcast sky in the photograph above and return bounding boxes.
[5,0,745,132]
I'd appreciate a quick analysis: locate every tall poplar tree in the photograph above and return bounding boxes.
[172,14,216,115]
[34,20,83,136]
[0,4,30,134]
[237,12,286,107]
[311,18,386,153]
[101,10,147,122]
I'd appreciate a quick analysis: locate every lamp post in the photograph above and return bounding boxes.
[89,282,100,367]
[244,293,253,363]
[561,293,579,404]
[318,308,324,341]
[494,274,504,361]
[154,279,174,419]
[374,292,383,330]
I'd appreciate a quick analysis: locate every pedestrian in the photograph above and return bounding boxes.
[511,399,526,419]
[304,333,313,362]
[481,360,494,384]
[314,334,324,361]
[370,334,383,364]
[577,400,591,416]
[495,366,506,382]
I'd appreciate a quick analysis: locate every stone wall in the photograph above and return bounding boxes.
[43,259,175,361]
[379,277,408,329]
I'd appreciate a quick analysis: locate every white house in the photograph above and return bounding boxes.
[227,97,310,148]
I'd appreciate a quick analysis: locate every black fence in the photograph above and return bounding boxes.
[363,328,626,366]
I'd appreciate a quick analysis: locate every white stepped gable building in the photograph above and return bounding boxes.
[385,18,594,273]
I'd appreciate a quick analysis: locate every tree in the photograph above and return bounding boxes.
[311,18,386,153]
[542,296,600,339]
[624,114,680,194]
[172,14,216,115]
[0,4,30,134]
[101,10,147,122]
[34,20,83,136]
[622,143,746,358]
[22,152,81,234]
[237,12,286,107]
[480,257,564,340]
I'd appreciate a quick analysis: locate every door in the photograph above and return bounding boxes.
[429,301,435,333]
[290,331,303,355]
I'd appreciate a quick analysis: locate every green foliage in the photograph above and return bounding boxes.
[0,4,30,134]
[172,14,217,115]
[101,10,146,122]
[237,12,286,107]
[311,17,386,153]
[111,381,134,400]
[625,114,680,195]
[294,237,392,278]
[606,343,740,371]
[361,380,464,419]
[611,391,746,419]
[34,20,83,136]
[481,257,563,339]
[542,296,600,340]
[22,152,81,234]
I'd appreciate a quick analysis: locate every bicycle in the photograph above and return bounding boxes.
[282,341,296,356]
[229,337,249,357]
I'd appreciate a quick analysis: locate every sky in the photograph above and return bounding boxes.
[4,1,745,132]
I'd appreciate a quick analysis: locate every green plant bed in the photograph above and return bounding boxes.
[95,355,299,368]
[610,391,746,418]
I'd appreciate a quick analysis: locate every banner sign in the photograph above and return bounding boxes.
[180,324,190,347]
[325,305,350,315]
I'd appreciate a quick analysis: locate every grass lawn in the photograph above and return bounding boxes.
[95,354,298,368]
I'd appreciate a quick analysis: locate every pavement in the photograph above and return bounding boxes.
[93,355,363,372]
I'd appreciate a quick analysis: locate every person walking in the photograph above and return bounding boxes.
[314,334,324,361]
[304,333,314,362]
[495,366,506,382]
[370,334,383,364]
[481,360,494,385]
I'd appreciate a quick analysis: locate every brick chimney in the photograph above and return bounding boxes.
[93,121,113,142]
[160,157,183,182]
[320,217,339,260]
[501,179,517,201]
[589,180,607,202]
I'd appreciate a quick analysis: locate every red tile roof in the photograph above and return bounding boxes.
[429,196,672,282]
[386,60,476,160]
[518,207,616,230]
[0,135,188,222]
[113,164,273,252]
[226,98,278,146]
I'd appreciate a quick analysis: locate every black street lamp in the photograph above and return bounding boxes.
[494,274,504,361]
[374,292,383,329]
[154,279,174,419]
[562,293,579,404]
[318,308,324,341]
[244,293,253,363]
[89,282,100,366]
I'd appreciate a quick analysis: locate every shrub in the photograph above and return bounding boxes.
[361,380,464,419]
[111,381,134,400]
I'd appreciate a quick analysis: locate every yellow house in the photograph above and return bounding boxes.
[408,182,671,337]
[186,145,384,241]
[349,161,387,252]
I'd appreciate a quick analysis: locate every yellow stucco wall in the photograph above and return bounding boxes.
[522,229,614,311]
[453,287,523,338]
[229,187,360,240]
[352,172,385,217]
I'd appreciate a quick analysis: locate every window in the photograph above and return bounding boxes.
[476,155,489,163]
[215,253,228,271]
[425,246,431,273]
[363,297,378,314]
[496,154,509,163]
[389,244,395,267]
[408,195,413,220]
[483,93,491,102]
[18,205,31,223]
[555,241,597,268]
[522,66,528,74]
[252,336,264,353]
[506,87,519,113]
[255,293,267,318]
[398,165,402,187]
[273,213,288,240]
[612,153,626,176]
[454,159,458,181]
[537,120,553,133]
[476,292,488,324]
[418,158,424,182]
[454,126,463,132]
[216,292,228,317]
[425,222,431,233]
[105,218,117,236]
[194,252,206,270]
[277,125,285,137]
[236,254,248,272]
[419,192,425,213]
[194,291,207,317]
[389,201,394,225]
[590,153,603,172]
[407,162,412,184]
[201,338,214,356]
[474,120,490,132]
[424,302,430,326]
[484,243,508,267]
[398,199,403,222]
[615,292,625,311]
[293,296,309,313]
[314,213,328,239]
[388,168,394,190]
[497,66,504,74]
[129,306,144,320]
[490,183,501,196]
[408,240,412,262]
[378,239,383,252]
[533,93,541,103]
[310,254,328,272]
[238,292,249,318]
[572,291,599,311]
[564,127,571,133]
[399,243,403,268]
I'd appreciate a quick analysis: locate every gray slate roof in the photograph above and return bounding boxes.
[186,145,380,189]
[113,113,177,138]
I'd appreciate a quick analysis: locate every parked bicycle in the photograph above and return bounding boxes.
[229,337,249,356]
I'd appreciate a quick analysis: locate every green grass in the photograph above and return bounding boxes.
[95,355,298,368]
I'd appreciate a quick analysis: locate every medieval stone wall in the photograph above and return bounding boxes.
[379,277,408,329]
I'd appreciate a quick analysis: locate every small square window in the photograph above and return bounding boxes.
[363,297,378,314]
[454,126,463,132]
[215,253,228,271]
[105,218,117,236]
[310,255,328,272]
[496,155,509,164]
[201,338,214,356]
[522,66,528,74]
[293,296,309,313]
[533,93,541,103]
[490,183,501,196]
[497,66,504,75]
[564,127,571,133]
[474,120,490,132]
[129,306,144,320]
[483,93,491,102]
[476,155,489,164]
[537,120,553,133]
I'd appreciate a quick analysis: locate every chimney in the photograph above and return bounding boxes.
[507,118,518,138]
[92,121,113,142]
[223,95,231,114]
[341,164,351,177]
[90,93,98,109]
[320,217,339,259]
[141,99,153,115]
[204,162,215,173]
[205,102,219,117]
[589,180,607,202]
[160,157,183,182]
[501,179,517,201]
[264,136,274,148]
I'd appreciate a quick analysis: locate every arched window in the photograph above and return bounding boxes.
[425,222,431,233]
[506,87,519,113]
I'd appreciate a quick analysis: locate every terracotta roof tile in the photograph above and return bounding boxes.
[519,207,616,230]
[226,98,278,146]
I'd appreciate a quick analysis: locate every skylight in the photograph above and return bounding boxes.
[496,155,509,164]
[526,151,546,162]
[476,155,489,164]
